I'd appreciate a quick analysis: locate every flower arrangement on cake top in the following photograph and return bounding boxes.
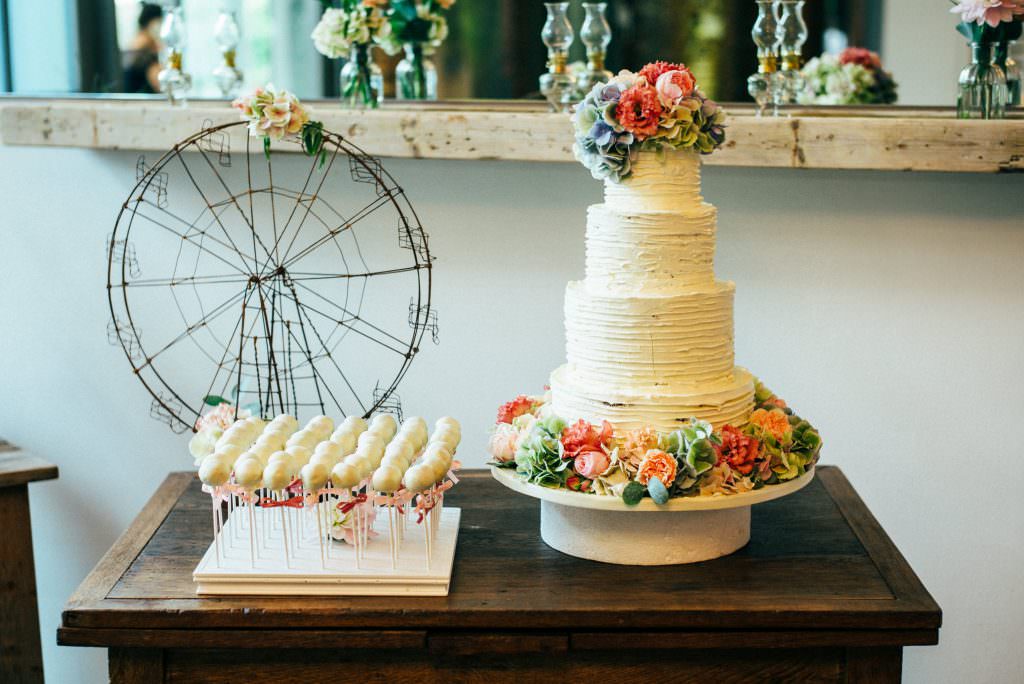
[798,47,898,105]
[489,380,821,504]
[572,61,726,182]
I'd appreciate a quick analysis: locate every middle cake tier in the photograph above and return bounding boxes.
[564,279,737,388]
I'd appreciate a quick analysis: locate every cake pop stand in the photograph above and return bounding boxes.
[491,466,814,565]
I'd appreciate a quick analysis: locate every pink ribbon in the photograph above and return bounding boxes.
[337,493,368,513]
[261,495,304,509]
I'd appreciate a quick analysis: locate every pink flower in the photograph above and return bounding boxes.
[615,84,662,140]
[638,61,693,86]
[655,69,696,105]
[233,85,310,142]
[838,47,881,70]
[195,402,250,432]
[574,448,611,479]
[331,501,377,545]
[951,0,1024,27]
[560,419,613,459]
[488,423,520,463]
[497,395,536,424]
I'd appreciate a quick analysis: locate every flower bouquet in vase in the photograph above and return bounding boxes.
[798,47,898,105]
[950,0,1024,118]
[312,0,391,108]
[382,0,455,100]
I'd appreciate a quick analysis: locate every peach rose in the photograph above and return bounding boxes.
[637,449,677,487]
[574,447,611,480]
[488,423,519,463]
[749,408,791,441]
[655,69,696,105]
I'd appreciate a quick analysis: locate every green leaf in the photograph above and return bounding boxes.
[263,136,271,160]
[622,481,645,506]
[647,476,669,505]
[203,395,229,406]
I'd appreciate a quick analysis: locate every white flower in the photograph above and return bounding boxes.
[189,427,221,465]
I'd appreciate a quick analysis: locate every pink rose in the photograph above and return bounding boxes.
[655,69,696,106]
[488,424,519,463]
[574,447,610,479]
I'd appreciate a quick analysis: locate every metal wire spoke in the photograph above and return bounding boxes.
[286,266,423,281]
[293,280,409,349]
[132,205,251,277]
[116,273,252,288]
[173,150,267,272]
[277,287,408,358]
[134,289,248,370]
[279,191,394,272]
[270,142,343,271]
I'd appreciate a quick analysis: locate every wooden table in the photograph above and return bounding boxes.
[59,466,940,683]
[1,440,58,684]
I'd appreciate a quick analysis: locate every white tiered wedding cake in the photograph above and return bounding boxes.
[550,150,754,432]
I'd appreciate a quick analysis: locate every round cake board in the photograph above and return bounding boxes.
[490,466,815,565]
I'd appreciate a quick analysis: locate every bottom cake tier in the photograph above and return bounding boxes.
[549,364,755,433]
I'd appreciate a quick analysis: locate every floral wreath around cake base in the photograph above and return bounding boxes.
[488,380,822,505]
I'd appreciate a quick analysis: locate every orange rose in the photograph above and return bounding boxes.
[637,449,677,487]
[749,408,791,440]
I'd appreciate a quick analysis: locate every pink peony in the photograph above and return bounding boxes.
[655,69,696,105]
[496,395,536,424]
[488,423,520,463]
[195,402,250,432]
[560,419,613,459]
[950,0,1024,27]
[574,448,611,479]
[638,61,693,86]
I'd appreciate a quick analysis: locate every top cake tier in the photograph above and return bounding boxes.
[602,149,703,213]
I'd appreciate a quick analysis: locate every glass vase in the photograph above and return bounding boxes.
[396,43,437,101]
[340,44,383,109]
[958,42,1008,119]
[994,41,1021,106]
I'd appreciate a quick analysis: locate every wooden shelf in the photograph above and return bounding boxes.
[1,98,1022,173]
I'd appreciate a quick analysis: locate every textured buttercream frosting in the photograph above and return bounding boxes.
[551,149,754,430]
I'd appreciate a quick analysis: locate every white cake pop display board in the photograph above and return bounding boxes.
[193,414,463,596]
[490,466,815,566]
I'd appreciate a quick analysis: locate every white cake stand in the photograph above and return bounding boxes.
[491,466,815,565]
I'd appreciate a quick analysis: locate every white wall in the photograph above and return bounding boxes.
[1,145,1022,683]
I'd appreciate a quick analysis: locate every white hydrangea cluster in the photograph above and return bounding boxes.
[311,6,390,59]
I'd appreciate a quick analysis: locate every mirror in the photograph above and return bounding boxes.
[0,1,992,106]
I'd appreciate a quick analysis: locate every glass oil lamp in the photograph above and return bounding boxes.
[212,10,244,98]
[539,2,575,112]
[576,3,613,95]
[157,5,192,106]
[774,0,807,107]
[747,0,780,115]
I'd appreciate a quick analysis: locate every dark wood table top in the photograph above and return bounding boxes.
[0,440,57,488]
[58,466,940,650]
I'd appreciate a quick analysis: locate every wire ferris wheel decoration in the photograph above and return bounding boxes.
[107,120,436,434]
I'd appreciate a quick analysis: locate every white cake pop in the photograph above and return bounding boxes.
[331,462,361,489]
[384,439,416,464]
[421,453,451,482]
[234,458,264,490]
[400,417,429,447]
[340,415,368,433]
[371,464,403,493]
[422,442,452,462]
[309,452,337,472]
[330,430,358,456]
[301,463,329,492]
[271,414,299,430]
[306,415,334,438]
[263,461,291,491]
[286,429,319,449]
[402,464,435,493]
[381,453,410,471]
[199,456,231,487]
[428,427,460,453]
[368,414,398,441]
[285,445,312,465]
[357,431,387,453]
[213,443,245,462]
[244,416,266,431]
[344,453,373,480]
[267,451,291,468]
[435,416,461,433]
[314,440,344,462]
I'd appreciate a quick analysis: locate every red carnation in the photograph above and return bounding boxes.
[561,419,613,459]
[616,84,662,140]
[839,47,881,70]
[715,425,761,475]
[496,395,534,424]
[638,60,693,86]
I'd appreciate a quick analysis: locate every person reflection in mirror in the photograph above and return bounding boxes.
[122,3,164,94]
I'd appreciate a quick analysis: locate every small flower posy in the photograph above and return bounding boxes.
[489,380,822,505]
[311,1,392,59]
[232,85,327,164]
[572,61,727,182]
[798,48,898,106]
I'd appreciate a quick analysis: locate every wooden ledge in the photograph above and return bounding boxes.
[0,440,58,488]
[1,99,1022,173]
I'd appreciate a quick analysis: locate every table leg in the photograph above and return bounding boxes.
[0,484,44,684]
[108,648,164,684]
[845,646,902,683]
